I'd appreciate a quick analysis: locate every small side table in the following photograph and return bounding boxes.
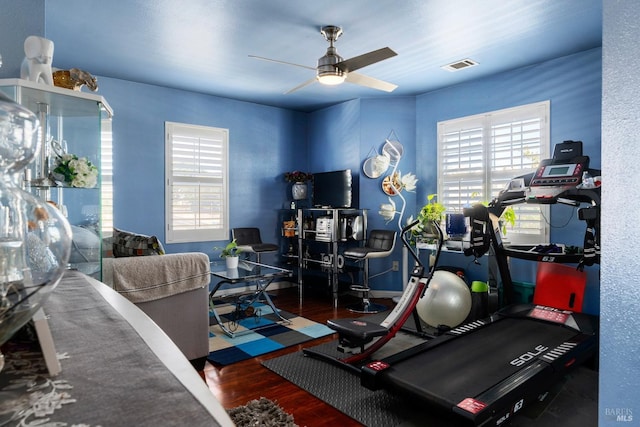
[209,260,292,337]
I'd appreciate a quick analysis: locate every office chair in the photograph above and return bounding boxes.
[343,229,396,313]
[232,227,278,264]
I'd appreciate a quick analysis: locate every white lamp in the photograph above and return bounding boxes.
[317,70,345,85]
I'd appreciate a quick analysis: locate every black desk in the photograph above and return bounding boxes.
[209,260,292,337]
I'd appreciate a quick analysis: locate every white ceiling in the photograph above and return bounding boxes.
[44,0,602,112]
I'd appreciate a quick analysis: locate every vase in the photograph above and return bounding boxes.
[225,256,239,269]
[291,182,307,200]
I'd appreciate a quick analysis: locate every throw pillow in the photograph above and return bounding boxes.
[112,227,165,257]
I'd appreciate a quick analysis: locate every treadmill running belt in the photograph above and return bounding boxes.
[380,317,577,407]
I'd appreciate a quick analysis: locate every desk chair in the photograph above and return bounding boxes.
[343,229,396,313]
[232,227,278,264]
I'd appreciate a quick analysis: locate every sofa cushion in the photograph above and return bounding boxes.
[112,227,165,257]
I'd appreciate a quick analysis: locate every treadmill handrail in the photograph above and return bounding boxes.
[402,219,421,266]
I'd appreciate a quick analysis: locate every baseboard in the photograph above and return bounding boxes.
[369,290,403,299]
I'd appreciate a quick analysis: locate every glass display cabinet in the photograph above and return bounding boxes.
[0,78,113,279]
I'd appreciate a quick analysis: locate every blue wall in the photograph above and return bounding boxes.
[0,0,45,80]
[601,0,640,421]
[97,77,307,257]
[307,99,361,175]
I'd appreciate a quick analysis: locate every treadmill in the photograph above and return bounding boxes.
[361,141,599,426]
[361,303,598,426]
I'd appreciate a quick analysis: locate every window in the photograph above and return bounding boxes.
[437,101,550,244]
[165,122,229,243]
[100,118,113,236]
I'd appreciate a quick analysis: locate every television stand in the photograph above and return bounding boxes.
[295,207,368,307]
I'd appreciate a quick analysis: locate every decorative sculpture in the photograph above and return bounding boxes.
[20,36,55,85]
[69,68,98,91]
[53,68,99,92]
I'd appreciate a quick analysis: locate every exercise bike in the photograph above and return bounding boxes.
[303,219,445,370]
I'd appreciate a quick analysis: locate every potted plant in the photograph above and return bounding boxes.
[499,205,517,236]
[411,194,446,244]
[215,239,243,269]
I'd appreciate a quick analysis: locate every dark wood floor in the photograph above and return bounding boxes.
[203,286,391,427]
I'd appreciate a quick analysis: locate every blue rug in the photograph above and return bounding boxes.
[207,300,334,365]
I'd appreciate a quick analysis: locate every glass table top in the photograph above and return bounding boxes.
[210,259,291,282]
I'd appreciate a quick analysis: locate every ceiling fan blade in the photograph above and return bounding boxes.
[284,77,318,94]
[336,47,397,73]
[345,72,397,92]
[248,55,316,71]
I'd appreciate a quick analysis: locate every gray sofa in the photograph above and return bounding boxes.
[102,252,211,366]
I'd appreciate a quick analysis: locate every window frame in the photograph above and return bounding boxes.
[437,101,551,245]
[164,121,229,243]
[100,118,113,237]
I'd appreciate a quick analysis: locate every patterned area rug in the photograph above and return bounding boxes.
[207,300,334,365]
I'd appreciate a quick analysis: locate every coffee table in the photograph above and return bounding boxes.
[209,259,292,337]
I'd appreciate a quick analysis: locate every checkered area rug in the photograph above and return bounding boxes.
[207,301,334,365]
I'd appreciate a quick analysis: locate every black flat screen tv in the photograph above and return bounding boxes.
[312,169,352,208]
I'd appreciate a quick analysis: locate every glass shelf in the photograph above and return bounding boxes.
[0,78,112,118]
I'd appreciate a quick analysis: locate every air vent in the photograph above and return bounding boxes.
[441,58,479,72]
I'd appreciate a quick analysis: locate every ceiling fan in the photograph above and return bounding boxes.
[249,25,398,94]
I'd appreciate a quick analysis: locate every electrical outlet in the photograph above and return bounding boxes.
[392,261,399,271]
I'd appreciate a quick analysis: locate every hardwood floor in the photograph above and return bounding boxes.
[203,286,392,427]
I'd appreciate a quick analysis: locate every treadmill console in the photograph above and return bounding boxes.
[530,161,585,187]
[530,139,588,188]
[498,140,596,204]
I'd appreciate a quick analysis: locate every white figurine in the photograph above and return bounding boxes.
[20,35,54,85]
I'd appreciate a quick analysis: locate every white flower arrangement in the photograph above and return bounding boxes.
[52,154,98,188]
[399,172,417,192]
[378,197,397,222]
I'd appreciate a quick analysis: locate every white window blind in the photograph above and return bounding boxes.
[100,118,113,236]
[437,101,550,245]
[165,122,229,243]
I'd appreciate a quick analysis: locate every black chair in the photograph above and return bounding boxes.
[232,227,278,264]
[343,229,396,313]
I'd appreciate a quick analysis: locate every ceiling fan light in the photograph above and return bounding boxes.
[318,73,346,85]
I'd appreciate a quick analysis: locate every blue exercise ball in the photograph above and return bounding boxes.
[416,270,472,329]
